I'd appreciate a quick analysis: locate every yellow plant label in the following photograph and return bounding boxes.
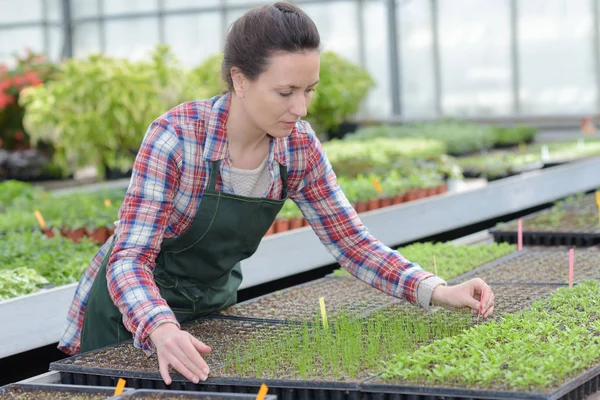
[433,255,438,276]
[104,199,112,207]
[256,383,269,400]
[319,296,328,329]
[34,210,46,230]
[372,178,383,194]
[113,378,126,395]
[519,141,526,152]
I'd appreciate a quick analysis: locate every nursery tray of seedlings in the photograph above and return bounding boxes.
[220,277,396,323]
[50,317,302,390]
[111,389,277,399]
[359,367,600,400]
[490,194,600,247]
[0,383,126,399]
[450,248,600,285]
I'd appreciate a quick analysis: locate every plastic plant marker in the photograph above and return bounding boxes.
[319,296,328,329]
[577,138,585,150]
[372,178,383,194]
[569,248,574,288]
[517,219,523,251]
[541,145,550,162]
[519,141,526,152]
[256,383,269,400]
[113,378,126,395]
[596,191,600,224]
[33,210,46,230]
[104,199,112,207]
[433,255,438,276]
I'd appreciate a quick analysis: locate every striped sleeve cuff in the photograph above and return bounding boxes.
[416,276,447,309]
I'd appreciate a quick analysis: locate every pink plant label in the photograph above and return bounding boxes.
[569,248,574,288]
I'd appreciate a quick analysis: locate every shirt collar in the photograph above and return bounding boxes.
[202,91,289,167]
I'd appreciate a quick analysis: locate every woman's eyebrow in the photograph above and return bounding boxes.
[276,80,320,89]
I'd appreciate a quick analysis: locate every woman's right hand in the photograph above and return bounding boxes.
[149,322,211,385]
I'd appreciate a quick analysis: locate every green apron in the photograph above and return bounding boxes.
[80,160,288,352]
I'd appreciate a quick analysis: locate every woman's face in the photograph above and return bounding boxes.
[234,50,320,138]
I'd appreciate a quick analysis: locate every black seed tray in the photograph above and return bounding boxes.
[490,195,600,247]
[360,361,600,400]
[58,373,361,400]
[50,317,303,384]
[448,248,600,285]
[110,388,277,399]
[0,383,128,399]
[490,230,600,247]
[219,277,396,323]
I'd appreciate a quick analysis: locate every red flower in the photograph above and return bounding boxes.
[0,93,15,108]
[14,131,24,141]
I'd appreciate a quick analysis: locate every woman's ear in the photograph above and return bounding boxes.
[231,67,246,98]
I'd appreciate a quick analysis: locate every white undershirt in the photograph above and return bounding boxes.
[228,155,272,197]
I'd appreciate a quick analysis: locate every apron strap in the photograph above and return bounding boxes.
[207,160,221,191]
[278,162,288,199]
[208,159,289,199]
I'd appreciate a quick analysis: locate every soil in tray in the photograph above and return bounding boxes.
[489,284,557,317]
[0,387,105,399]
[220,277,396,322]
[453,248,600,285]
[62,318,297,373]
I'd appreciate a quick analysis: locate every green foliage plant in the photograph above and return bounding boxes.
[0,267,48,300]
[20,45,207,176]
[188,53,227,98]
[331,242,515,280]
[0,180,44,210]
[306,51,375,134]
[492,125,537,147]
[0,188,124,233]
[0,230,98,298]
[346,121,496,156]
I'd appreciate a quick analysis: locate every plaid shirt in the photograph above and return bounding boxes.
[58,93,436,356]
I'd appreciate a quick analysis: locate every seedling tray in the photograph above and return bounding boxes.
[50,317,303,389]
[490,196,600,247]
[491,230,600,247]
[110,388,277,399]
[219,277,396,323]
[0,383,127,399]
[449,248,600,285]
[361,361,600,400]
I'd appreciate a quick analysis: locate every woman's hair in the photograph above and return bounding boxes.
[222,2,321,91]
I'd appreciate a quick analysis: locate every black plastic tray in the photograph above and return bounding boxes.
[361,361,600,400]
[56,372,362,400]
[110,388,277,399]
[52,361,600,400]
[490,229,600,247]
[0,383,128,398]
[489,198,600,247]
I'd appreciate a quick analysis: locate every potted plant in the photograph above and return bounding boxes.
[306,51,375,139]
[20,45,207,179]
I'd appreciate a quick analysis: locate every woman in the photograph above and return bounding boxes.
[59,2,494,386]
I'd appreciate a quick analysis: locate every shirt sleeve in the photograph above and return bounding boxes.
[290,122,445,306]
[106,119,183,353]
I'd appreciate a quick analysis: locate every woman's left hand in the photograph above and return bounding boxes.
[430,278,494,318]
